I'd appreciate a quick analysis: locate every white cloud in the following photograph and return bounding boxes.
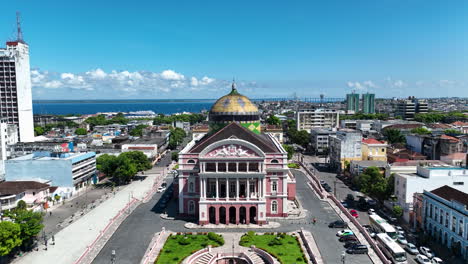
[61,73,75,79]
[86,68,107,79]
[346,80,376,92]
[160,70,185,81]
[190,77,199,86]
[43,80,62,89]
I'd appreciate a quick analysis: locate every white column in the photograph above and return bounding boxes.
[216,162,218,172]
[262,178,266,198]
[216,177,219,200]
[203,178,206,198]
[236,162,239,172]
[247,179,250,200]
[226,178,229,200]
[236,178,239,201]
[247,162,249,172]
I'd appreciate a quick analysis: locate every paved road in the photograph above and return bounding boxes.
[92,168,372,264]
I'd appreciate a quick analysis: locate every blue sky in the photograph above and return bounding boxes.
[1,0,467,99]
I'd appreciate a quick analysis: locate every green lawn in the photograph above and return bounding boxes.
[239,232,306,264]
[155,233,223,264]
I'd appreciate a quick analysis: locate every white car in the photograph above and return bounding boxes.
[417,254,431,264]
[406,243,419,255]
[419,247,434,258]
[397,234,408,245]
[157,186,166,193]
[336,229,354,237]
[431,257,443,264]
[368,208,376,215]
[395,226,405,235]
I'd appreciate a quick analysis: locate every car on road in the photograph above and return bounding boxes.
[431,257,443,264]
[328,220,347,228]
[395,226,405,235]
[419,247,434,258]
[161,182,167,188]
[368,208,376,215]
[346,244,368,254]
[416,254,431,264]
[405,243,419,255]
[344,240,359,248]
[336,229,354,237]
[349,209,359,218]
[320,180,326,185]
[397,234,408,245]
[340,200,349,208]
[157,186,166,193]
[339,235,358,242]
[323,184,332,192]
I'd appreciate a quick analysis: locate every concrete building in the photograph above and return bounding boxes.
[406,134,464,160]
[5,151,97,197]
[396,97,428,120]
[346,93,360,112]
[0,40,34,142]
[0,181,50,211]
[264,125,284,144]
[422,186,468,260]
[350,160,387,176]
[361,138,387,161]
[386,144,427,163]
[362,93,375,114]
[309,128,336,155]
[394,165,468,222]
[385,160,448,178]
[451,121,468,134]
[177,84,296,225]
[295,109,341,132]
[329,130,362,171]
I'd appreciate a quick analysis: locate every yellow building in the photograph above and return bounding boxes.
[362,138,387,161]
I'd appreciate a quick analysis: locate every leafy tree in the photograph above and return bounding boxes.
[393,205,403,218]
[383,128,406,144]
[171,151,179,161]
[410,127,431,135]
[129,124,149,137]
[85,114,109,127]
[168,127,187,149]
[282,144,295,160]
[444,129,462,135]
[0,221,22,256]
[9,209,44,249]
[266,115,281,126]
[153,113,206,126]
[114,156,138,184]
[75,128,88,135]
[16,200,27,211]
[358,167,391,202]
[385,173,395,199]
[340,113,389,120]
[96,154,119,176]
[119,151,152,172]
[34,126,45,136]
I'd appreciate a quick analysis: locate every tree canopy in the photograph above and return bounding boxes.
[410,127,431,135]
[266,115,281,126]
[85,113,129,127]
[282,144,295,160]
[0,221,22,256]
[75,128,88,135]
[444,129,462,135]
[129,124,149,137]
[97,151,152,184]
[357,167,393,202]
[153,113,205,125]
[168,127,187,149]
[383,128,406,144]
[340,113,389,120]
[414,111,467,123]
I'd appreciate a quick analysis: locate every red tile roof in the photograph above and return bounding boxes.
[362,138,385,145]
[451,121,468,126]
[440,134,460,142]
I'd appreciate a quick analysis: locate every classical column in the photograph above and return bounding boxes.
[247,162,249,173]
[247,179,250,200]
[236,178,239,201]
[203,178,207,198]
[216,178,219,200]
[215,162,218,172]
[226,178,229,200]
[246,207,250,225]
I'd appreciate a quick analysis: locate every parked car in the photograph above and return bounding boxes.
[157,186,166,193]
[366,199,377,207]
[161,182,167,188]
[406,243,419,255]
[357,197,369,210]
[339,235,358,242]
[349,209,359,218]
[397,234,408,245]
[344,241,359,248]
[395,226,405,235]
[346,244,368,254]
[341,200,349,208]
[320,180,326,186]
[323,184,332,192]
[328,220,347,228]
[419,247,434,258]
[431,257,443,264]
[336,229,354,237]
[416,254,431,264]
[368,208,376,215]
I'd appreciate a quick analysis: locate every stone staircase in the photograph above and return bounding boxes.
[246,251,266,264]
[195,252,214,264]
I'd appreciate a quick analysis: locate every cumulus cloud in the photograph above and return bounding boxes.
[346,80,377,92]
[160,70,185,81]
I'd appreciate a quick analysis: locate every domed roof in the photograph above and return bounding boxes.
[210,82,259,115]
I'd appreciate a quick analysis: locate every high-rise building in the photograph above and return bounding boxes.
[346,93,360,112]
[0,39,34,142]
[362,93,375,114]
[296,109,342,132]
[396,97,428,120]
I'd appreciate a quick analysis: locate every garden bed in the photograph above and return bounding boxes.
[239,231,306,264]
[155,232,224,264]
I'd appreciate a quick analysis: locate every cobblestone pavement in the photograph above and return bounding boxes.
[92,169,372,264]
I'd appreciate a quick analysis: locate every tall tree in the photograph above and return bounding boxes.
[96,154,119,176]
[358,167,391,202]
[383,128,406,144]
[75,128,88,135]
[282,144,295,160]
[266,115,281,126]
[0,221,22,256]
[119,151,152,171]
[114,156,138,184]
[410,127,431,135]
[9,209,44,250]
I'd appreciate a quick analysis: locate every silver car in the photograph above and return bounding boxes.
[406,243,419,255]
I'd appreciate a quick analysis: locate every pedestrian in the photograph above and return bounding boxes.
[49,211,52,216]
[313,217,317,225]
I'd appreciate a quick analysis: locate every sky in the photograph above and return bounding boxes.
[1,0,467,99]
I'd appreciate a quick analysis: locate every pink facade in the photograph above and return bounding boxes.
[177,122,296,225]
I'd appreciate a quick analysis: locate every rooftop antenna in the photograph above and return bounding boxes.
[320,94,324,107]
[16,11,24,43]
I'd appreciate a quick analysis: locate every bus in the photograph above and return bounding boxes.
[369,214,397,239]
[375,233,407,264]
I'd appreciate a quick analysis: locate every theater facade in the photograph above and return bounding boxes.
[175,83,296,225]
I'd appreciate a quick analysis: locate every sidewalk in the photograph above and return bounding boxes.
[14,166,167,264]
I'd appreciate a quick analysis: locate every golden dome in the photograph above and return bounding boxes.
[210,83,259,115]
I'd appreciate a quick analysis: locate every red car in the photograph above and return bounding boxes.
[350,209,359,218]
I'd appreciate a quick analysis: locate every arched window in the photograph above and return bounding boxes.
[188,200,195,214]
[271,201,278,213]
[187,159,195,164]
[189,182,194,192]
[271,159,279,164]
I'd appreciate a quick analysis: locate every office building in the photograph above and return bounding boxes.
[310,128,336,154]
[396,97,429,120]
[296,109,341,133]
[0,38,34,142]
[346,93,360,112]
[422,186,468,260]
[329,130,362,171]
[362,93,375,114]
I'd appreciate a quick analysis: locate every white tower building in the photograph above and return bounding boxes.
[0,15,34,142]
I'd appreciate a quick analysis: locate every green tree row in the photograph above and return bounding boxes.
[414,111,467,123]
[34,121,80,136]
[85,113,128,128]
[0,201,44,256]
[129,125,149,137]
[153,113,205,126]
[97,151,152,185]
[340,113,389,120]
[168,127,187,149]
[355,167,394,203]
